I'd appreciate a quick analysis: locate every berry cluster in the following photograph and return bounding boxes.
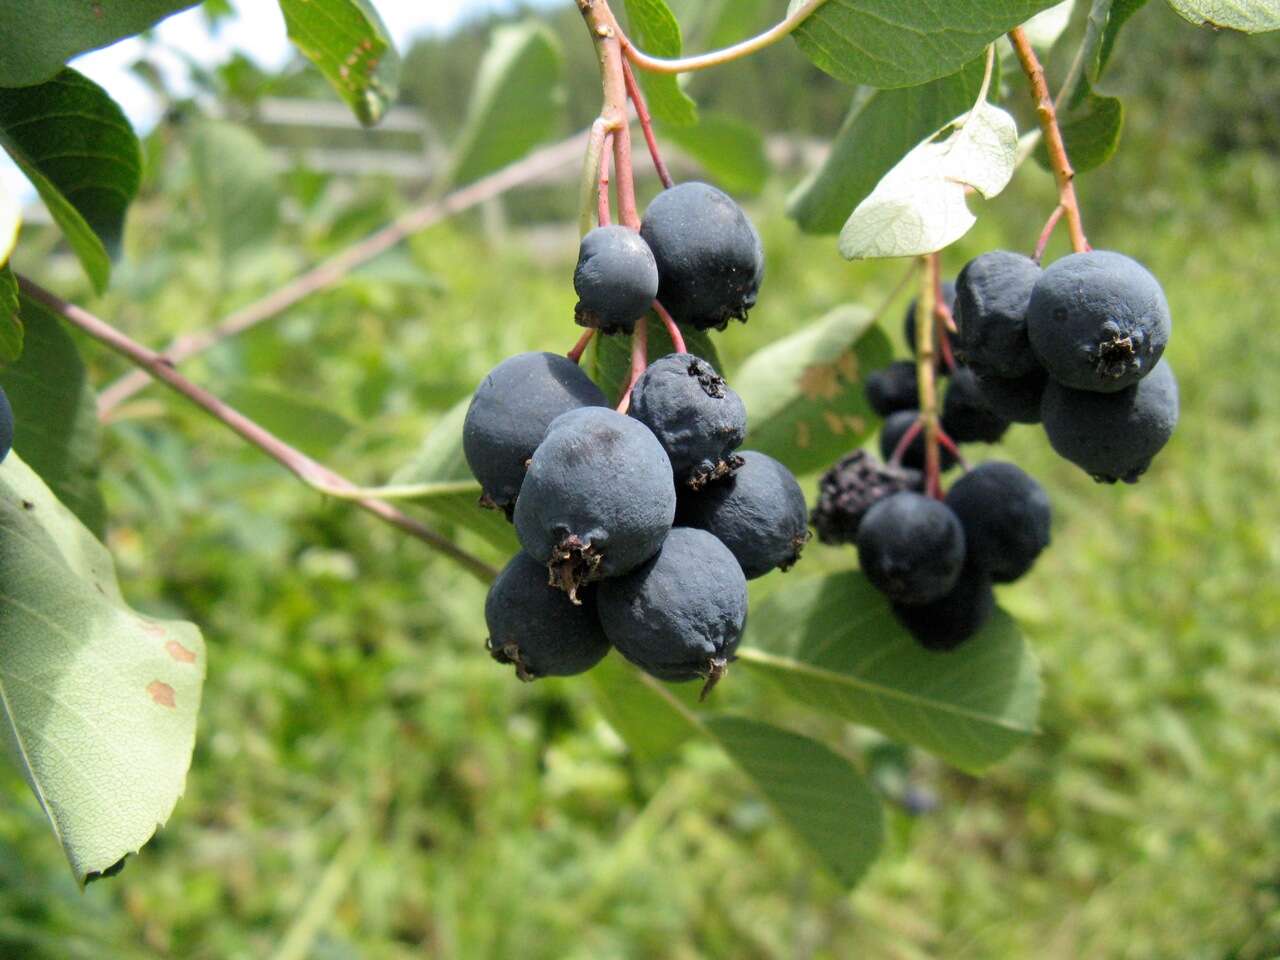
[468,184,802,695]
[814,248,1178,649]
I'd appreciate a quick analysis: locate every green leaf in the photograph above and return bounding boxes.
[789,0,1062,88]
[0,452,205,883]
[1021,0,1078,47]
[1166,0,1280,31]
[1035,89,1124,173]
[659,114,769,196]
[735,305,892,476]
[448,22,564,188]
[0,292,104,535]
[0,266,21,366]
[0,0,197,87]
[838,100,1018,260]
[788,58,989,235]
[0,70,141,294]
[1100,0,1150,74]
[389,398,519,555]
[277,0,401,127]
[222,384,352,461]
[739,571,1041,774]
[188,121,280,265]
[588,654,701,762]
[0,180,17,265]
[622,0,698,126]
[590,320,722,405]
[705,715,884,887]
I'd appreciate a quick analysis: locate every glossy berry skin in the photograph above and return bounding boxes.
[945,461,1051,583]
[974,369,1047,425]
[0,386,12,464]
[629,353,747,488]
[485,552,610,681]
[1041,359,1179,483]
[879,410,958,472]
[811,450,922,545]
[514,406,676,599]
[942,367,1011,444]
[463,352,607,515]
[1027,251,1171,392]
[857,491,966,606]
[903,281,957,370]
[892,561,994,651]
[864,360,919,418]
[598,527,748,685]
[640,182,764,331]
[954,250,1043,379]
[573,225,660,335]
[677,450,809,579]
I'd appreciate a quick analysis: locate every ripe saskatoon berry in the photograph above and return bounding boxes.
[514,406,676,600]
[891,560,995,651]
[640,182,764,331]
[1027,250,1171,392]
[864,360,919,418]
[463,352,607,516]
[879,410,959,472]
[941,367,1011,444]
[573,225,660,335]
[811,450,922,545]
[484,552,610,681]
[629,353,747,488]
[973,369,1048,425]
[945,461,1051,583]
[598,527,748,689]
[1040,359,1179,483]
[677,450,809,579]
[903,281,957,370]
[0,386,12,463]
[857,491,966,605]
[953,250,1043,379]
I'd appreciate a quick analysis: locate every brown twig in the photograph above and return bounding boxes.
[622,58,673,189]
[916,255,943,499]
[19,277,499,585]
[97,132,592,418]
[1009,27,1090,254]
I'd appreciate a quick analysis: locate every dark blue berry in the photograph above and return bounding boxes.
[864,360,919,418]
[954,250,1043,379]
[573,225,659,335]
[891,560,994,651]
[942,368,1011,444]
[811,450,923,545]
[857,491,966,605]
[945,462,1051,583]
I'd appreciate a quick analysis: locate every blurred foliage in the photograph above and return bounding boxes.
[1,1,1279,956]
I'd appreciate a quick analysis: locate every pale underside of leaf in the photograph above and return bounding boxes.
[1166,0,1280,31]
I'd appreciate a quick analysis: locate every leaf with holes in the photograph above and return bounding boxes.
[448,22,565,188]
[789,0,1062,88]
[278,0,401,126]
[0,0,198,87]
[735,305,892,476]
[789,57,989,235]
[0,452,205,883]
[0,266,20,366]
[0,291,103,535]
[739,571,1041,773]
[0,69,141,294]
[1166,0,1280,31]
[839,99,1018,260]
[706,715,884,887]
[622,0,698,126]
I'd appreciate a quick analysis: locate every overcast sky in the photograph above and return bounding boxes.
[2,0,565,203]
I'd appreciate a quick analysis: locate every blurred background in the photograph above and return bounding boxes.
[3,1,1280,957]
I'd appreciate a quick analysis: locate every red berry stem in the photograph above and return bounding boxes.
[616,316,649,413]
[935,429,967,469]
[888,416,923,469]
[598,132,614,226]
[652,299,686,354]
[622,58,674,189]
[1033,203,1065,263]
[567,328,595,364]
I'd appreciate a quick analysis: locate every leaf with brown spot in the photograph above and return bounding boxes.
[0,453,204,884]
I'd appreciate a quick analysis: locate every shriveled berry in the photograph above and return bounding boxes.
[811,450,922,545]
[573,225,660,335]
[598,527,748,692]
[942,367,1011,444]
[879,410,958,472]
[857,491,966,605]
[954,250,1043,379]
[891,560,994,651]
[629,353,746,488]
[514,407,675,600]
[973,369,1047,425]
[485,552,610,680]
[463,352,607,516]
[1027,250,1171,392]
[677,450,809,579]
[945,462,1051,583]
[864,360,919,418]
[640,182,764,331]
